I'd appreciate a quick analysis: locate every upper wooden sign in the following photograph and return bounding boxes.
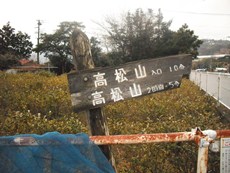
[68,54,192,111]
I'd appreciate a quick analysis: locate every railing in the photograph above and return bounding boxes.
[7,128,230,173]
[190,70,230,109]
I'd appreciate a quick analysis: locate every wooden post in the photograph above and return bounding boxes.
[87,108,115,164]
[69,28,116,170]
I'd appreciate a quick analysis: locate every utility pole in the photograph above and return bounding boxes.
[36,20,42,64]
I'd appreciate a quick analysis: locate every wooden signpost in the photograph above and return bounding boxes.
[68,54,192,111]
[68,28,192,172]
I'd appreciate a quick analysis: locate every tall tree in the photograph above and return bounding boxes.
[37,21,84,74]
[173,24,203,57]
[0,53,19,70]
[103,9,173,63]
[90,37,110,67]
[0,22,33,70]
[0,22,33,58]
[102,9,202,64]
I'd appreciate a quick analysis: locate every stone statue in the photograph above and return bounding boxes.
[70,28,95,71]
[69,28,117,171]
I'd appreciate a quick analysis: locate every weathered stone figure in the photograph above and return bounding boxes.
[70,28,95,71]
[69,28,117,172]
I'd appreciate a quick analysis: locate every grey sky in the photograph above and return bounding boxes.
[1,0,230,47]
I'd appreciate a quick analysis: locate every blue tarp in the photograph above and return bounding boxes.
[0,132,115,173]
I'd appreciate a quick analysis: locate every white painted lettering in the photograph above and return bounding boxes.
[147,84,165,93]
[91,91,105,106]
[169,64,185,72]
[129,83,142,97]
[179,64,185,70]
[114,68,128,83]
[152,68,162,75]
[93,72,107,87]
[110,87,124,102]
[135,65,147,79]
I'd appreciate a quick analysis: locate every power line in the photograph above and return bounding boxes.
[165,10,230,16]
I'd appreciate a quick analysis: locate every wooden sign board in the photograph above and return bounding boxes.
[68,54,192,111]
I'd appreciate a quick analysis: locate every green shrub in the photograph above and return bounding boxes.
[0,72,229,173]
[104,79,227,172]
[0,110,87,136]
[35,70,56,77]
[0,72,72,117]
[0,72,87,135]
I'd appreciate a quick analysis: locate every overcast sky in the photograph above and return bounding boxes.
[1,0,230,47]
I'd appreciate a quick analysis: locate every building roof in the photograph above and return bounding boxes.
[10,59,57,72]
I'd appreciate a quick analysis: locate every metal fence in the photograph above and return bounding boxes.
[190,70,230,109]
